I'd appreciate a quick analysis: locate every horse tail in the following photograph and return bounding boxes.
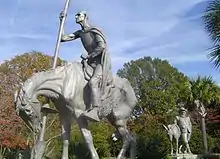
[122,78,137,108]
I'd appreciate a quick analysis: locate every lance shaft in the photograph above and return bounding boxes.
[33,1,71,158]
[52,0,70,69]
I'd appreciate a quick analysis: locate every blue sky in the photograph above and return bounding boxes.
[1,0,220,83]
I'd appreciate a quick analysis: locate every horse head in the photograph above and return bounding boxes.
[14,80,43,134]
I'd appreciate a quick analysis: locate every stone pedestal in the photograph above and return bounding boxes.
[169,154,203,159]
[208,153,220,158]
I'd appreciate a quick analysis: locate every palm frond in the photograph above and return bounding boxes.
[189,75,220,105]
[208,44,220,68]
[203,0,220,43]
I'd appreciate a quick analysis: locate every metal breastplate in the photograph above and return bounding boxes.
[80,31,97,53]
[178,117,188,130]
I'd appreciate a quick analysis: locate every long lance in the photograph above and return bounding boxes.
[32,1,71,158]
[52,0,71,68]
[39,0,71,142]
[39,0,71,141]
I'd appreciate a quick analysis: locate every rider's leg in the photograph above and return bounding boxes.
[88,64,102,109]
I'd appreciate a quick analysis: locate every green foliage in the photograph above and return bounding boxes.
[116,56,220,157]
[108,135,122,158]
[130,114,170,159]
[206,154,220,159]
[212,138,220,153]
[139,80,175,115]
[43,114,62,159]
[189,126,216,154]
[1,51,63,82]
[117,56,191,115]
[189,76,220,108]
[68,122,115,159]
[0,51,64,158]
[90,122,114,157]
[68,125,88,159]
[188,76,220,152]
[203,0,220,68]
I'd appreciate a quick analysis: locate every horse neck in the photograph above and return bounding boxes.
[26,68,64,99]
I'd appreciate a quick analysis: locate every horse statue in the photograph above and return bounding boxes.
[163,106,193,156]
[14,61,137,159]
[163,123,181,155]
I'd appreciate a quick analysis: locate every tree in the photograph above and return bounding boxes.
[117,56,191,116]
[188,76,220,153]
[203,0,220,68]
[128,113,170,159]
[0,51,63,157]
[117,57,220,156]
[189,76,220,107]
[68,122,115,159]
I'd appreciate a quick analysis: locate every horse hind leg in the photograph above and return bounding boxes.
[179,144,183,154]
[77,117,99,159]
[112,118,136,159]
[129,133,137,159]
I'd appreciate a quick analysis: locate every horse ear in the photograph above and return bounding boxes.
[163,124,168,131]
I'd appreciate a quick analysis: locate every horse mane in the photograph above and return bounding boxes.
[22,61,82,89]
[23,68,55,87]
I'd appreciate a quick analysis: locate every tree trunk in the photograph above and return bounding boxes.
[201,117,208,155]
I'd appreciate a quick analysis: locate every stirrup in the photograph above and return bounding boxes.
[82,107,100,122]
[86,107,93,112]
[86,105,99,112]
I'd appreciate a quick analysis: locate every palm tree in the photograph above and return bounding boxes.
[189,76,220,154]
[203,0,220,68]
[189,76,220,106]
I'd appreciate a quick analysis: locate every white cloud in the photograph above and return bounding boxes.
[1,33,52,40]
[164,54,208,64]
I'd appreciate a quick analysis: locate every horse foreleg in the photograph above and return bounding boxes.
[176,138,179,155]
[77,117,99,159]
[168,135,173,156]
[170,139,173,155]
[60,118,71,159]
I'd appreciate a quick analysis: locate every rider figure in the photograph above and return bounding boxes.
[59,11,112,121]
[174,106,192,154]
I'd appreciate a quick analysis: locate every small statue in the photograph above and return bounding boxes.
[174,106,192,154]
[59,11,113,121]
[163,121,181,155]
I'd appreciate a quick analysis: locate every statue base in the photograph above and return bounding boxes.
[169,154,202,159]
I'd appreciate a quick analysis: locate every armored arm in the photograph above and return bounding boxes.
[61,30,81,42]
[174,116,179,124]
[59,11,80,42]
[89,34,106,58]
